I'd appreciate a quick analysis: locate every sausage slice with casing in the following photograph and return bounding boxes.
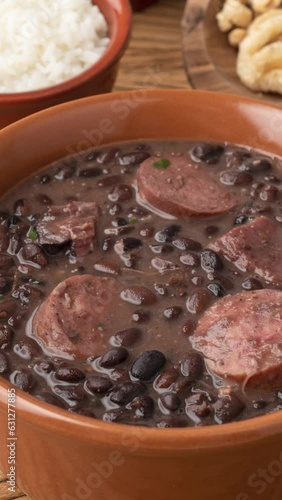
[192,289,282,390]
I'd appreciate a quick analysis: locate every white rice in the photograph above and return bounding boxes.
[0,0,110,93]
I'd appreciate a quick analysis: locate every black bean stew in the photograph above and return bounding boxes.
[0,140,282,427]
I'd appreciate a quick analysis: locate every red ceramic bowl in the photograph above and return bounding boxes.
[0,0,131,129]
[0,90,282,500]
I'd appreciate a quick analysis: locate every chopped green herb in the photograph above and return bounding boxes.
[72,334,80,344]
[129,217,137,224]
[153,158,171,169]
[0,295,3,301]
[28,227,38,241]
[97,322,104,330]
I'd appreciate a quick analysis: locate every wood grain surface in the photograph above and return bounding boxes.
[0,1,187,499]
[182,0,282,106]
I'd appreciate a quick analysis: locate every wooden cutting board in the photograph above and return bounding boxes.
[182,0,282,106]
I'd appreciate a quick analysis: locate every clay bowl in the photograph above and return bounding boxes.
[1,90,282,500]
[0,0,131,129]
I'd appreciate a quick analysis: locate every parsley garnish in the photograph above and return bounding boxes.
[153,158,171,169]
[27,227,38,241]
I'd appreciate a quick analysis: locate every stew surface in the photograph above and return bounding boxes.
[0,140,282,427]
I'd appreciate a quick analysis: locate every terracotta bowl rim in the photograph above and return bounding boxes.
[0,0,132,104]
[1,88,282,451]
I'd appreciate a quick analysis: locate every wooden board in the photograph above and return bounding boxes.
[182,0,282,106]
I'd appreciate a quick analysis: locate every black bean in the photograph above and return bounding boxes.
[55,164,75,180]
[22,243,48,267]
[181,353,204,379]
[109,203,122,216]
[186,288,211,314]
[201,249,223,272]
[151,258,178,272]
[253,400,268,410]
[55,367,85,383]
[172,237,202,251]
[103,408,129,423]
[192,143,224,162]
[207,282,225,297]
[97,175,122,187]
[132,310,150,323]
[110,382,146,405]
[173,376,193,394]
[182,320,196,336]
[0,255,14,271]
[185,393,211,419]
[149,244,173,254]
[139,224,155,238]
[0,226,9,252]
[155,367,179,389]
[53,384,85,402]
[163,306,183,320]
[85,376,113,394]
[100,347,128,368]
[94,258,121,276]
[155,225,181,243]
[0,276,12,294]
[110,368,130,383]
[156,417,187,428]
[96,148,120,164]
[112,217,128,227]
[35,193,53,205]
[154,283,168,296]
[111,327,141,347]
[12,285,44,306]
[37,392,65,408]
[40,174,52,184]
[116,237,142,253]
[131,350,166,381]
[240,158,272,173]
[234,215,249,226]
[242,277,263,290]
[12,369,34,392]
[41,242,69,256]
[0,299,17,320]
[220,170,253,186]
[5,215,21,228]
[108,184,133,202]
[160,392,181,411]
[129,395,154,419]
[35,361,54,374]
[121,286,156,306]
[0,352,8,374]
[180,252,200,267]
[102,236,114,252]
[14,199,30,217]
[214,395,245,424]
[77,167,101,178]
[14,339,40,360]
[260,185,278,202]
[0,325,13,349]
[118,151,150,166]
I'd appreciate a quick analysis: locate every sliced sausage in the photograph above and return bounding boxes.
[32,275,120,359]
[136,154,238,217]
[192,289,282,390]
[209,216,282,283]
[36,201,98,257]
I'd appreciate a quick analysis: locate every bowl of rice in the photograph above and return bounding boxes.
[0,0,131,128]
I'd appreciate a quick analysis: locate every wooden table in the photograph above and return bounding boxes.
[0,1,187,499]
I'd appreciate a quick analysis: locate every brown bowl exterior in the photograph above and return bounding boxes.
[1,90,282,500]
[0,0,131,129]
